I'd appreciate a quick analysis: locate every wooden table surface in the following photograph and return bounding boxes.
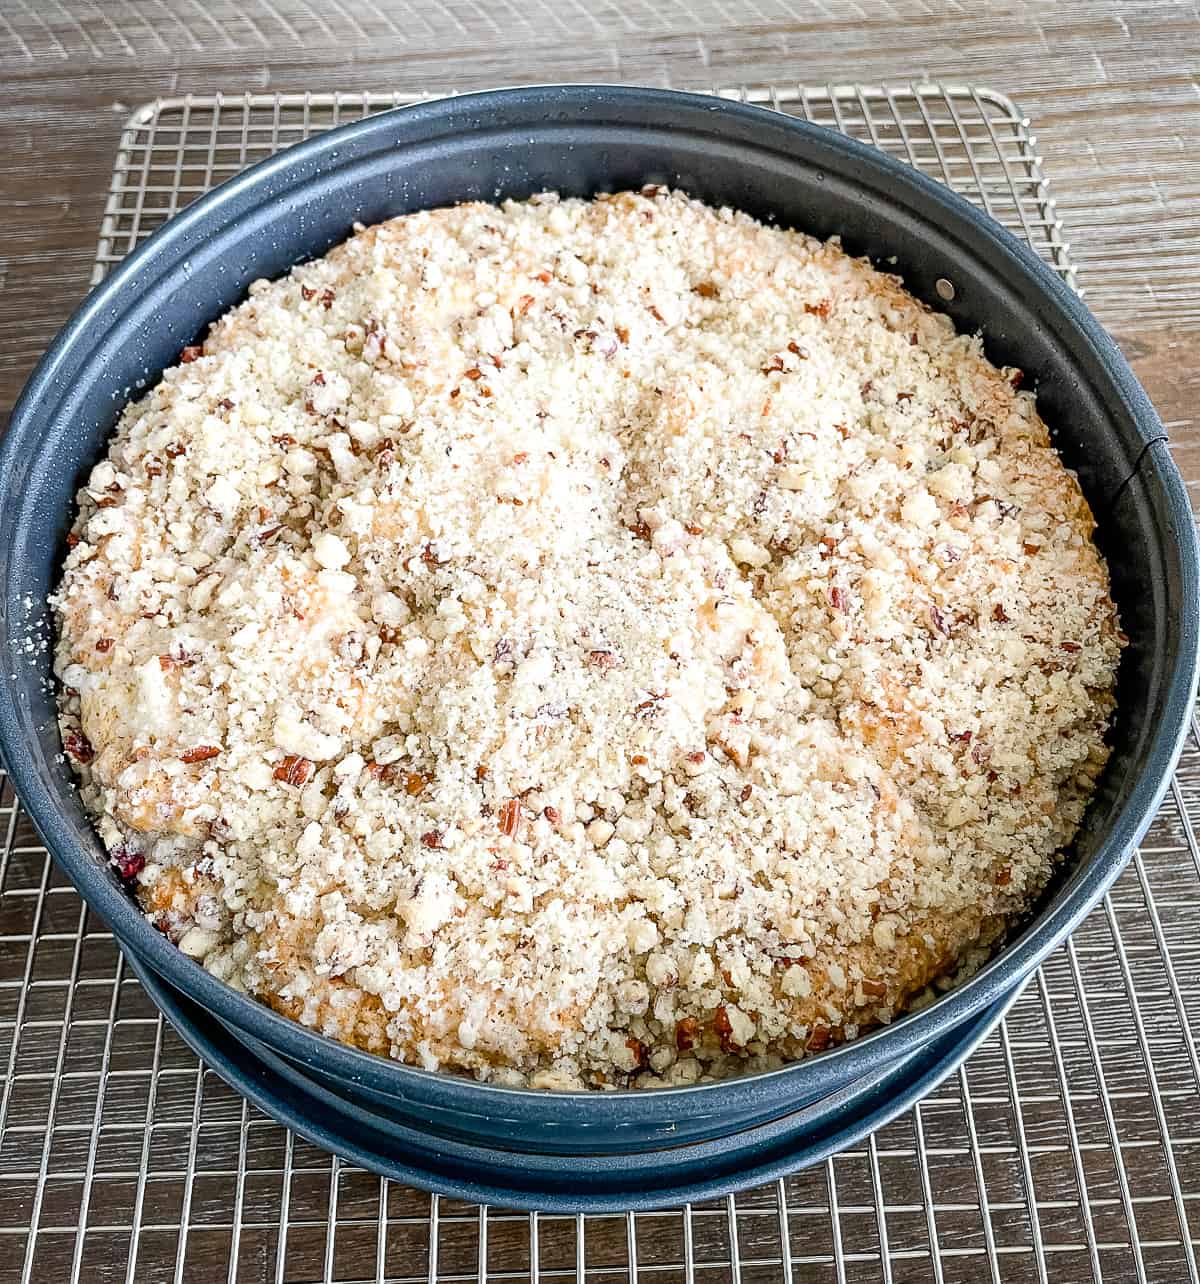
[1,4,1199,1282]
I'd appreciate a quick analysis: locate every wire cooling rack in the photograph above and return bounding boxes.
[2,84,1197,1284]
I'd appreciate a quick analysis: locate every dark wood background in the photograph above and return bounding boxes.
[1,1,1198,513]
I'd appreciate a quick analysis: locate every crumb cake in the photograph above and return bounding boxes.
[52,189,1122,1089]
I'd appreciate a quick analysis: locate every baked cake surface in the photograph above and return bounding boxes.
[53,189,1122,1088]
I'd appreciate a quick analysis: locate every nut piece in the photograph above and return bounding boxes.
[64,730,95,764]
[497,799,522,838]
[110,846,145,882]
[714,1003,754,1051]
[713,1006,737,1051]
[675,1016,700,1052]
[273,755,314,786]
[806,1023,833,1052]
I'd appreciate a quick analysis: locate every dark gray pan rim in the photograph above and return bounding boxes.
[0,85,1196,1128]
[129,952,1025,1212]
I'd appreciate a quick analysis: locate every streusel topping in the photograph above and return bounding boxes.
[53,189,1121,1088]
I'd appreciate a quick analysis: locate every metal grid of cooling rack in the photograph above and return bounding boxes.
[1,84,1197,1284]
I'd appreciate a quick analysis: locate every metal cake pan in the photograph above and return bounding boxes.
[0,86,1195,1168]
[130,953,1025,1212]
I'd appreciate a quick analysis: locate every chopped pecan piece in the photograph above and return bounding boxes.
[713,1006,741,1053]
[625,1037,649,1070]
[497,798,522,839]
[634,694,663,719]
[180,344,203,363]
[274,755,314,786]
[180,745,221,763]
[110,845,145,882]
[675,1017,700,1052]
[806,1022,832,1052]
[64,730,94,764]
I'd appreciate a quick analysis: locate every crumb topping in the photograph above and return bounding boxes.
[53,189,1122,1088]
